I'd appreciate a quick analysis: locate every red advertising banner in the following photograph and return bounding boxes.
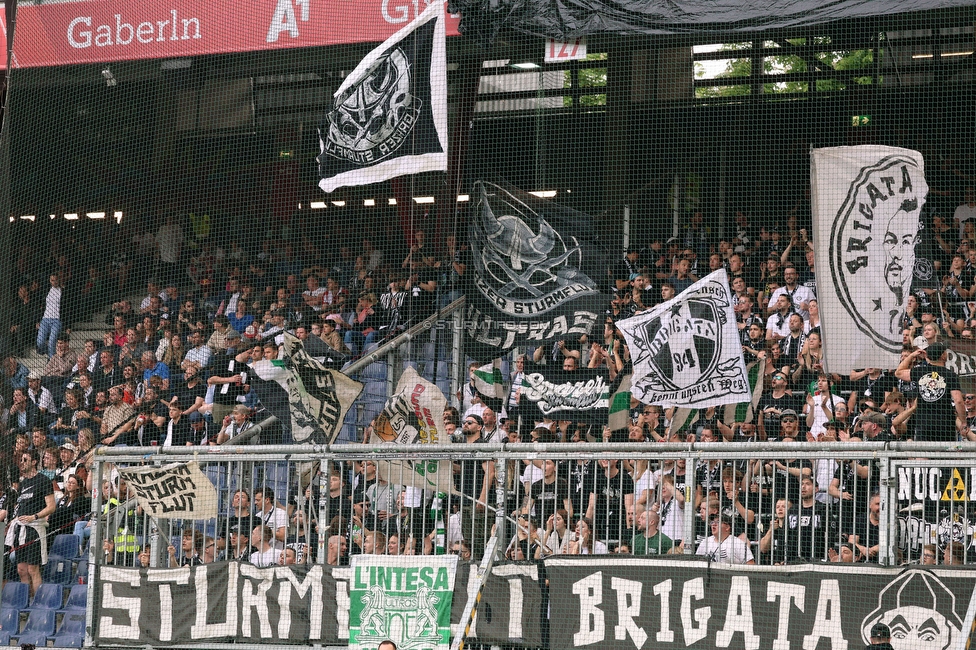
[0,0,461,69]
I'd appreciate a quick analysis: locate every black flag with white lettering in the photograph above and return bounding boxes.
[317,1,447,192]
[464,181,609,360]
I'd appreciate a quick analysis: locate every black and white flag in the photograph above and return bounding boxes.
[811,146,928,373]
[617,269,750,407]
[465,181,608,359]
[250,333,363,444]
[317,0,447,193]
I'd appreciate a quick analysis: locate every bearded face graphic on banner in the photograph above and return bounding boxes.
[829,156,927,351]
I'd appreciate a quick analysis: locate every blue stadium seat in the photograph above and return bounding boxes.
[51,611,86,647]
[42,555,73,585]
[27,584,62,612]
[359,361,387,382]
[50,534,83,561]
[75,558,89,584]
[0,607,20,634]
[364,381,387,399]
[16,630,51,646]
[13,609,55,641]
[57,584,87,614]
[0,583,28,611]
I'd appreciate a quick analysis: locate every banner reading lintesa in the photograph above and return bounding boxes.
[117,461,218,519]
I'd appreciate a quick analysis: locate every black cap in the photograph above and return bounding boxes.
[926,342,948,360]
[869,623,890,639]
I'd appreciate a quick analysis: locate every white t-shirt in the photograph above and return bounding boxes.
[766,312,792,340]
[633,471,658,507]
[656,498,684,543]
[695,535,754,564]
[956,202,976,238]
[580,541,608,555]
[156,223,184,263]
[43,287,62,320]
[250,547,279,568]
[259,506,289,535]
[769,284,816,320]
[806,393,845,439]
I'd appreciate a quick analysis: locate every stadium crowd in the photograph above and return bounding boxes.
[3,185,976,588]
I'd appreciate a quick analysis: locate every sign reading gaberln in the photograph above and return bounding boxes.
[117,461,217,519]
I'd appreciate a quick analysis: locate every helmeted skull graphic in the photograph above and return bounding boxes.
[326,47,418,160]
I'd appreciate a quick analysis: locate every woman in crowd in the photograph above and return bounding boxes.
[793,329,824,390]
[567,517,607,555]
[542,509,573,556]
[48,474,91,539]
[160,333,186,376]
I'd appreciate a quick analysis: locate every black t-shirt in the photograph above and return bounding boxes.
[852,512,880,551]
[165,417,195,447]
[211,353,249,406]
[773,459,812,506]
[695,463,723,498]
[171,379,207,410]
[718,493,753,538]
[15,472,53,518]
[910,363,961,441]
[530,478,570,525]
[455,437,488,502]
[852,372,896,401]
[590,469,634,541]
[569,460,596,516]
[787,501,828,560]
[757,392,803,440]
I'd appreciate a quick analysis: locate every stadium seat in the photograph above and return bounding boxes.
[27,584,62,612]
[359,360,387,382]
[75,558,89,584]
[42,555,73,585]
[50,611,86,647]
[364,381,387,398]
[50,534,83,561]
[0,582,28,611]
[0,630,10,646]
[13,609,55,642]
[16,630,51,646]
[0,607,20,634]
[57,584,87,614]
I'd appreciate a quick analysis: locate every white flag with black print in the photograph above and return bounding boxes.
[811,146,928,373]
[617,269,750,407]
[317,0,447,192]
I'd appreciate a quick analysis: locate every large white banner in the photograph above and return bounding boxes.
[811,145,928,373]
[617,269,750,407]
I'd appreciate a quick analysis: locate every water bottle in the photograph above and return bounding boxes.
[432,492,447,555]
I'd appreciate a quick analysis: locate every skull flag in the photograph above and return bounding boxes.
[317,0,447,193]
[465,181,609,359]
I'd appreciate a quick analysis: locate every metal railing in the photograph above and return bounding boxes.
[74,440,976,646]
[85,440,976,565]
